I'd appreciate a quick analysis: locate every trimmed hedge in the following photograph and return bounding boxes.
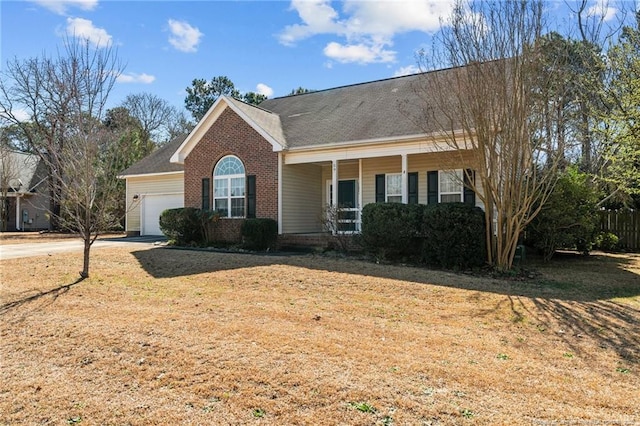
[421,203,486,269]
[359,202,487,269]
[159,207,206,245]
[358,203,424,260]
[241,218,278,251]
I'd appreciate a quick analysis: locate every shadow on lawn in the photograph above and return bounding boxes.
[132,247,639,363]
[0,277,85,318]
[132,247,640,301]
[531,297,639,363]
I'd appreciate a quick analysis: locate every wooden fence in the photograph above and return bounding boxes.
[599,210,640,251]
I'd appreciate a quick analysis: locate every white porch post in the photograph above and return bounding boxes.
[358,159,363,232]
[331,159,338,207]
[15,195,21,231]
[331,159,338,235]
[401,154,408,204]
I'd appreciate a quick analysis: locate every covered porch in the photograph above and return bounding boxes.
[279,142,479,236]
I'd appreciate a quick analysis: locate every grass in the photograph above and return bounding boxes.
[1,241,639,425]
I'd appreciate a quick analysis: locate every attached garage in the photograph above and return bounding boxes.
[118,135,186,237]
[141,193,183,236]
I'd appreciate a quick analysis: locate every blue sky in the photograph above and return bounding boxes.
[0,0,632,115]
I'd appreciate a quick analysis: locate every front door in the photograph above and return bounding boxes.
[336,180,357,232]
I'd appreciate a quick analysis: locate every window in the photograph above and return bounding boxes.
[439,170,463,203]
[213,155,245,218]
[386,174,402,203]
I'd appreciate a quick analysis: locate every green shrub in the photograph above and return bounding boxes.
[358,203,424,260]
[159,207,205,245]
[526,168,599,261]
[421,203,486,270]
[594,231,620,252]
[241,218,278,251]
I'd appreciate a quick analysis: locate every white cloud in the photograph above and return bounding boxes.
[116,73,156,84]
[0,108,31,122]
[324,41,396,64]
[66,17,112,48]
[279,0,455,64]
[167,19,203,53]
[588,0,618,22]
[30,0,98,15]
[393,64,421,77]
[256,83,274,97]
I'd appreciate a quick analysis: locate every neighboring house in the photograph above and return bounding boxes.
[121,69,482,239]
[0,151,49,232]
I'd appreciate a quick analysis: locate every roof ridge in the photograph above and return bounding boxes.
[265,64,465,101]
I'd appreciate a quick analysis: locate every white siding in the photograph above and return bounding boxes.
[281,163,323,234]
[125,173,184,233]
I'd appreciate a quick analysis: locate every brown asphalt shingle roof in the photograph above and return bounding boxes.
[122,67,465,176]
[119,134,186,177]
[259,71,438,149]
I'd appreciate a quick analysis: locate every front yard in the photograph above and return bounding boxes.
[0,243,638,425]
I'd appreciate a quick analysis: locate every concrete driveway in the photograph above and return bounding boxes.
[0,236,167,260]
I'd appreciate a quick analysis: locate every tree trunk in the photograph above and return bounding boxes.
[81,235,91,278]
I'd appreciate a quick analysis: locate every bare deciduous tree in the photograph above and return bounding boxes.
[416,0,563,271]
[0,37,124,278]
[121,92,177,145]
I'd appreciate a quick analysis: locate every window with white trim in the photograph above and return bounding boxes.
[213,155,245,218]
[439,169,463,203]
[386,173,402,203]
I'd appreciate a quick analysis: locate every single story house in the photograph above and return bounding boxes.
[0,150,50,232]
[120,68,483,241]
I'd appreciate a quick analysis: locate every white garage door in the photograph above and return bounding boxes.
[142,193,183,236]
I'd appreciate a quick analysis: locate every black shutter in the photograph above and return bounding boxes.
[408,172,418,204]
[201,178,210,210]
[375,174,385,203]
[463,169,476,205]
[246,175,256,218]
[427,171,439,204]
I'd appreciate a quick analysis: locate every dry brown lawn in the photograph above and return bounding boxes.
[1,242,638,425]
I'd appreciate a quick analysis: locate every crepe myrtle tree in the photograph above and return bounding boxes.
[413,0,564,271]
[0,36,125,278]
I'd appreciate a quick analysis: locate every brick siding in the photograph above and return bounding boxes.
[184,107,279,242]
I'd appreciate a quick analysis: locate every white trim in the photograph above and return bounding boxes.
[283,138,462,165]
[358,159,363,210]
[385,173,402,203]
[118,171,184,179]
[285,129,471,152]
[331,160,338,210]
[439,169,464,203]
[170,96,284,165]
[213,155,246,218]
[401,154,408,204]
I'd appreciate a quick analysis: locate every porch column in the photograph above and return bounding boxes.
[15,195,21,231]
[331,159,338,207]
[401,154,408,204]
[358,159,363,232]
[331,159,338,236]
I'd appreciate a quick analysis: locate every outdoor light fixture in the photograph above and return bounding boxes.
[133,194,140,201]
